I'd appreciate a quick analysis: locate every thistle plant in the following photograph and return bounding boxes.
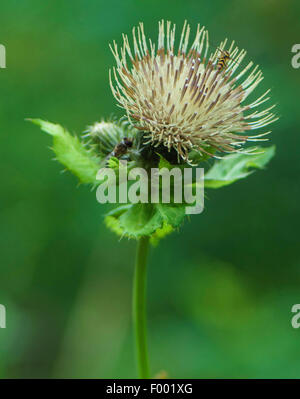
[29,20,277,379]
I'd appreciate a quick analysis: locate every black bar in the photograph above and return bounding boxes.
[0,378,299,396]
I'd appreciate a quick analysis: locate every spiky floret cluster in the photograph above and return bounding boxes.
[109,20,277,162]
[83,119,137,156]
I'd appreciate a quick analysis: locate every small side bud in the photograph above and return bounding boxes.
[84,119,138,156]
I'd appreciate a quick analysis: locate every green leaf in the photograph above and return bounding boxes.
[156,203,186,228]
[105,204,132,218]
[105,215,125,238]
[204,146,276,189]
[105,203,177,244]
[188,146,216,164]
[158,154,173,170]
[150,222,174,246]
[104,205,133,238]
[106,156,119,169]
[28,119,101,185]
[119,203,163,238]
[104,203,183,242]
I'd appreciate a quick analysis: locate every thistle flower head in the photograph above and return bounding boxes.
[110,20,277,162]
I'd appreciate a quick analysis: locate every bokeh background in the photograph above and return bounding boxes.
[0,0,300,378]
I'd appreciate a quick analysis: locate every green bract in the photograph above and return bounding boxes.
[204,146,276,189]
[29,119,275,243]
[29,119,100,185]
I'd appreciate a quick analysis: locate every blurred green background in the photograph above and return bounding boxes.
[0,0,300,378]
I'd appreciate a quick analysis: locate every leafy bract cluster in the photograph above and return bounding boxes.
[29,119,275,244]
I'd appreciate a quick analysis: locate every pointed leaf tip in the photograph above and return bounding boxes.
[28,118,101,185]
[27,118,65,137]
[205,146,276,189]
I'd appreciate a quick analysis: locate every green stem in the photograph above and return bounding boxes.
[133,235,150,379]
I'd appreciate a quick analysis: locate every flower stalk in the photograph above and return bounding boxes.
[133,235,150,379]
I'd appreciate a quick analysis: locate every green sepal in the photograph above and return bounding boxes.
[28,119,101,185]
